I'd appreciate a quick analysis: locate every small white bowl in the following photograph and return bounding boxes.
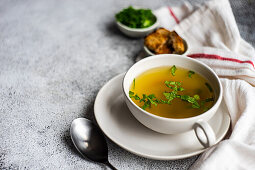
[143,38,189,56]
[123,54,223,148]
[116,13,159,38]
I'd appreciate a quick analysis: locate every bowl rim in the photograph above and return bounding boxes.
[122,54,223,122]
[143,45,155,55]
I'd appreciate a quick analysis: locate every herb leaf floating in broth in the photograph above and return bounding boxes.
[163,81,185,104]
[129,91,159,110]
[188,70,195,78]
[129,91,140,100]
[129,91,134,97]
[163,92,177,104]
[205,97,214,102]
[193,94,200,100]
[205,82,213,92]
[133,78,136,89]
[170,65,177,76]
[180,95,200,108]
[201,97,214,111]
[165,81,184,91]
[147,94,158,106]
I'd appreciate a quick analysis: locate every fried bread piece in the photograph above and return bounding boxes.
[154,43,172,54]
[155,28,171,37]
[168,31,185,54]
[144,32,168,52]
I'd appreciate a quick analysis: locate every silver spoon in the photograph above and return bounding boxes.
[70,118,117,170]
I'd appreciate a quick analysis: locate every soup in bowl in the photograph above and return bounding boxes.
[123,54,222,147]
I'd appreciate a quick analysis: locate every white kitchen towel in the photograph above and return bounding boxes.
[154,0,255,169]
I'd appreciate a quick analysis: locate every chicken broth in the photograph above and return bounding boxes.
[129,66,214,119]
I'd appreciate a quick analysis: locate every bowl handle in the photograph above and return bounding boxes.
[193,120,216,148]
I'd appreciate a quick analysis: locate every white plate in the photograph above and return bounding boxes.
[94,73,231,160]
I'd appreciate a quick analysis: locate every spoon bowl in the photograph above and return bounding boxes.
[70,118,116,169]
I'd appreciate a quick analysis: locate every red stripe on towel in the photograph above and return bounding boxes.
[168,7,179,24]
[188,53,255,68]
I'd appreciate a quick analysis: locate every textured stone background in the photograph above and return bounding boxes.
[0,0,254,169]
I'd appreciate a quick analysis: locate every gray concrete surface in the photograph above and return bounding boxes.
[0,0,254,169]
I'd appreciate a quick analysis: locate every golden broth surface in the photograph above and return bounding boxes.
[130,66,214,118]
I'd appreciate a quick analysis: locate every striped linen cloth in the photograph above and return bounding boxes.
[154,0,255,169]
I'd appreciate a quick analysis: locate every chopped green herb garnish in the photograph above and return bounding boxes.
[188,70,195,78]
[140,94,147,102]
[129,91,160,110]
[192,103,200,109]
[178,87,184,91]
[165,81,183,92]
[201,100,205,107]
[194,94,200,100]
[180,95,200,108]
[170,65,177,76]
[200,97,214,111]
[205,97,214,102]
[129,79,208,110]
[115,6,156,28]
[129,92,140,100]
[163,92,177,104]
[133,78,136,89]
[200,97,214,104]
[163,80,200,108]
[205,83,213,92]
[129,91,134,97]
[147,97,157,106]
[142,101,151,110]
[133,94,140,100]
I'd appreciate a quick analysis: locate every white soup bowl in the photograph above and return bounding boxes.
[122,54,223,148]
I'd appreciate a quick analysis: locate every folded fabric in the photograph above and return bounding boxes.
[153,0,255,169]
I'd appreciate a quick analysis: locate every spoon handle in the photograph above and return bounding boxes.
[104,160,117,170]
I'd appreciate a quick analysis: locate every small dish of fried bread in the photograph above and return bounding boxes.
[144,28,188,55]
